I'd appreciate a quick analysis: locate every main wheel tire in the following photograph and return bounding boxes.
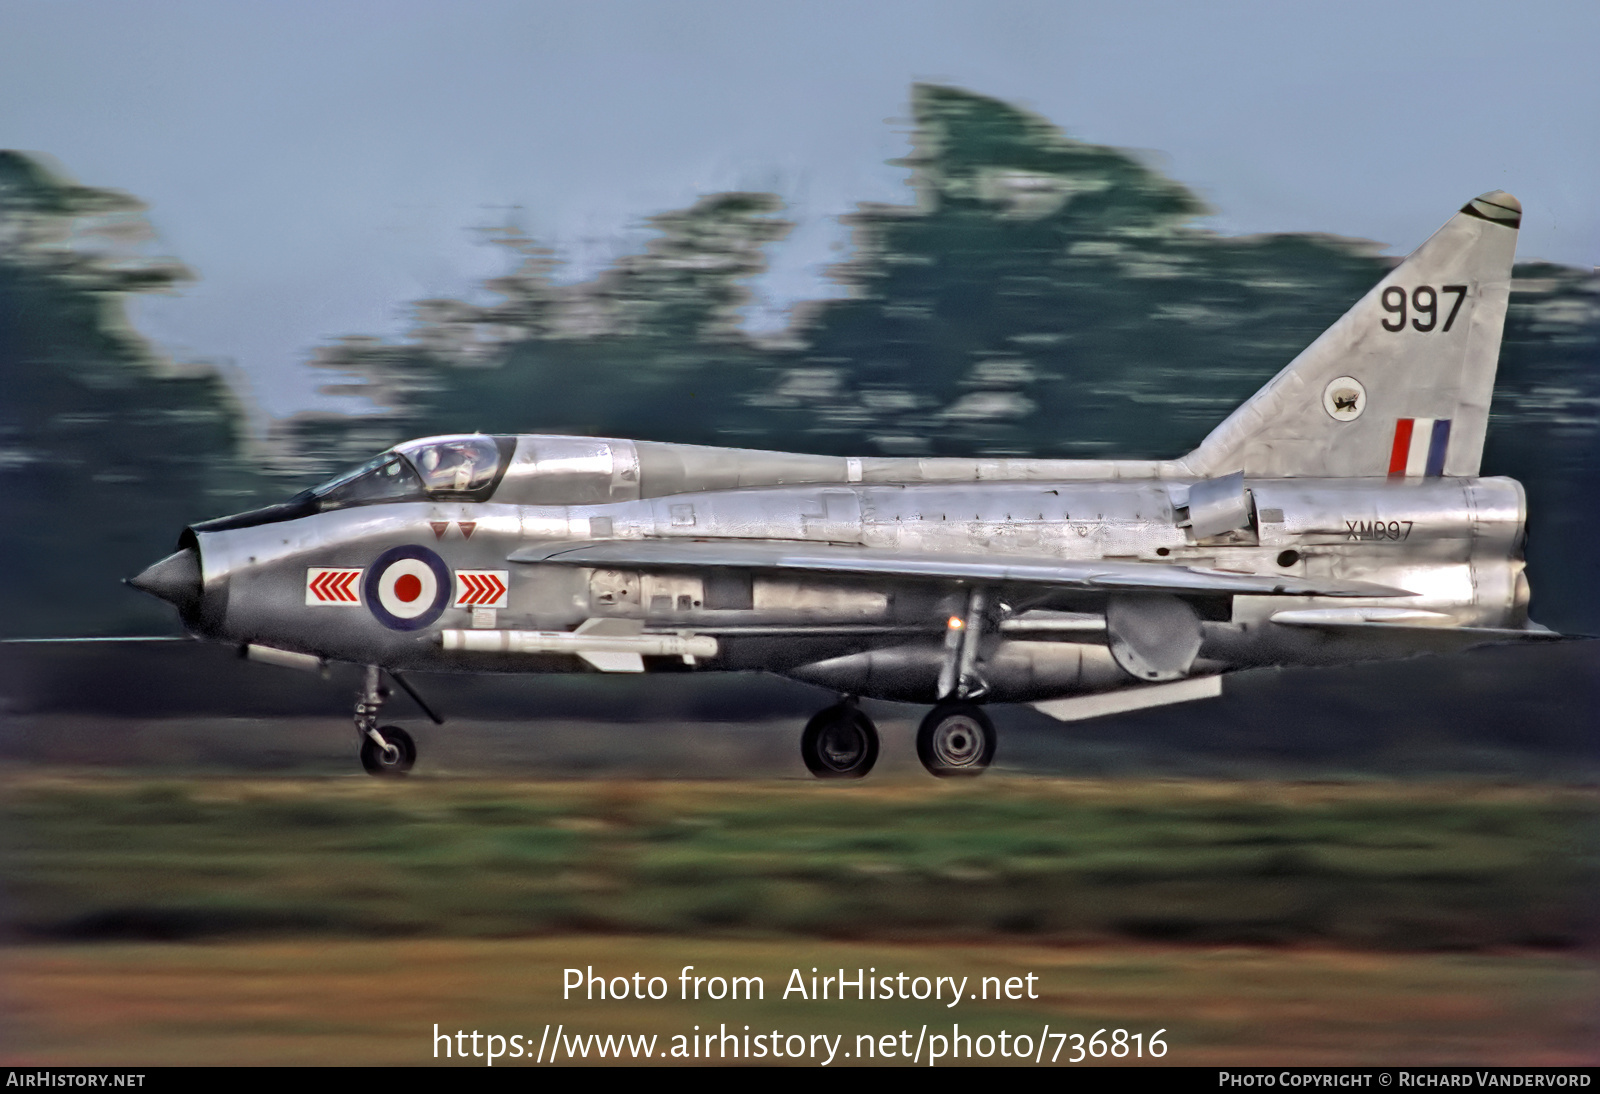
[800,705,879,779]
[360,725,416,776]
[916,704,995,777]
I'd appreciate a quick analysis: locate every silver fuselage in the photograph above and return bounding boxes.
[181,436,1529,705]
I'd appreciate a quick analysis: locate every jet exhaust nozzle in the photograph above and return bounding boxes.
[127,547,203,617]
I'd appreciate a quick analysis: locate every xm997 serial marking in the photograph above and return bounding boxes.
[1346,520,1413,541]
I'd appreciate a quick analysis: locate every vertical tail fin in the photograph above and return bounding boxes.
[1177,191,1520,479]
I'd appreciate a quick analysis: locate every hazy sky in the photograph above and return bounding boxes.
[2,1,1596,419]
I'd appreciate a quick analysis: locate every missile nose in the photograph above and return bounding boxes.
[128,547,203,615]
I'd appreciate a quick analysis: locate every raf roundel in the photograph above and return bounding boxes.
[364,545,452,631]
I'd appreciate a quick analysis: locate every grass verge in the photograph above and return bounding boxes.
[4,775,1594,949]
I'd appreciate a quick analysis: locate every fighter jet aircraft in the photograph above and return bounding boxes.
[130,190,1558,778]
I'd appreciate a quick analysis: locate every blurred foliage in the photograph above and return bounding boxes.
[280,191,796,478]
[2,85,1596,635]
[4,777,1594,949]
[1482,261,1600,633]
[0,152,263,636]
[281,86,1598,468]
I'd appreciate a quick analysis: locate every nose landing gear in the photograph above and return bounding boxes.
[361,725,416,775]
[354,664,418,776]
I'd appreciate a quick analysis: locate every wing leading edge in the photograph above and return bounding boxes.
[508,539,1410,598]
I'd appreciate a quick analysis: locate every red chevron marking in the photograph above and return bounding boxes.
[308,568,362,604]
[453,571,507,607]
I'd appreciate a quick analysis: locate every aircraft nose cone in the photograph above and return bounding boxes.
[128,547,202,615]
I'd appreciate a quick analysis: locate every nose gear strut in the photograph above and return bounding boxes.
[354,664,417,776]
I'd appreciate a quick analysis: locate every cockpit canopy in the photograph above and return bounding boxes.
[187,432,854,537]
[312,435,512,511]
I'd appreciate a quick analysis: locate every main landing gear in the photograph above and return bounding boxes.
[916,703,996,778]
[801,702,879,778]
[798,700,998,779]
[352,664,442,776]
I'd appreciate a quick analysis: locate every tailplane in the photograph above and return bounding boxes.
[1177,191,1520,479]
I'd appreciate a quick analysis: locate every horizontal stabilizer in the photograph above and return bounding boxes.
[1031,675,1222,723]
[510,539,1411,599]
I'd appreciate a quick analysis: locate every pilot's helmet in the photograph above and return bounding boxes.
[407,436,496,492]
[420,442,478,488]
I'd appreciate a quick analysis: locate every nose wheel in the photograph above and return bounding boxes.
[360,725,416,776]
[917,703,996,777]
[801,703,879,779]
[353,664,424,777]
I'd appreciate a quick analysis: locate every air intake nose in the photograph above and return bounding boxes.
[127,547,203,616]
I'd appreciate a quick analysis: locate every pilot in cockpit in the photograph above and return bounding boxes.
[406,435,501,494]
[416,443,474,492]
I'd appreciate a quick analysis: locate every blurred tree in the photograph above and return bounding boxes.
[0,152,260,636]
[279,192,795,476]
[1486,263,1600,633]
[762,85,1396,456]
